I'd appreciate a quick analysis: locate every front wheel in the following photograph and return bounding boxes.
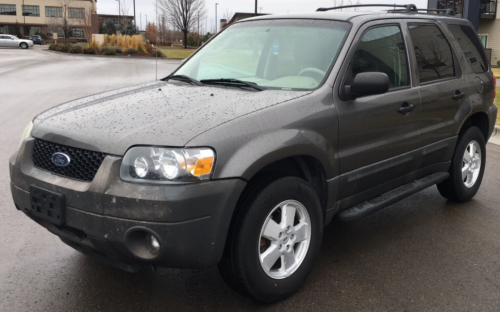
[437,126,486,202]
[20,43,28,49]
[219,176,323,303]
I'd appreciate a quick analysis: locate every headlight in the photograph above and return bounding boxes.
[19,121,33,148]
[120,147,215,183]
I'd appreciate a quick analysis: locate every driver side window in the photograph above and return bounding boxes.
[346,25,410,89]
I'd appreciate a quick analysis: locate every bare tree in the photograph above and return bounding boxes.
[331,0,360,10]
[47,0,75,42]
[82,8,93,43]
[158,0,206,48]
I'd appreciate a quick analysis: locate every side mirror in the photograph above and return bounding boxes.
[344,72,390,100]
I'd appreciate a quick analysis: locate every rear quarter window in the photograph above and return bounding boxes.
[448,24,489,74]
[408,24,456,84]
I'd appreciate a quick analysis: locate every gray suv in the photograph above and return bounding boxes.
[9,4,497,303]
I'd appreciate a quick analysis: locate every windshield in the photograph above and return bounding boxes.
[175,19,350,90]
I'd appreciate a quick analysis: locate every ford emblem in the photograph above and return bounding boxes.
[51,152,71,167]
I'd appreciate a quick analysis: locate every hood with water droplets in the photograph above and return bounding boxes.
[32,81,311,155]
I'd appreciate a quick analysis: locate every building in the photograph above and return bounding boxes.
[98,13,134,33]
[428,0,498,65]
[0,0,96,38]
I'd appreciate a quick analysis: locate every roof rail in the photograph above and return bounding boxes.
[316,3,456,17]
[388,8,455,16]
[316,4,418,12]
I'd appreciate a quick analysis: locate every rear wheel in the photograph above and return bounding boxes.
[20,42,28,49]
[437,126,486,202]
[219,176,323,303]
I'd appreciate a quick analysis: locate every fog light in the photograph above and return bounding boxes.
[146,233,160,254]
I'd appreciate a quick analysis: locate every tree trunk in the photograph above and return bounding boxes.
[183,31,188,49]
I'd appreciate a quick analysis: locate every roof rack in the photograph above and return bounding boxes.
[387,8,455,16]
[316,4,417,12]
[316,3,456,16]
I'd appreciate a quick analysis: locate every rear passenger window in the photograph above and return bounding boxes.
[347,25,409,89]
[408,24,456,84]
[448,24,488,73]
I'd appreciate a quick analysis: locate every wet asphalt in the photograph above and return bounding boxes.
[1,46,500,312]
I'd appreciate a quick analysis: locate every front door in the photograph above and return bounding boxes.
[334,21,421,204]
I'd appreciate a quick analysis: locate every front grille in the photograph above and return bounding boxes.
[32,139,107,182]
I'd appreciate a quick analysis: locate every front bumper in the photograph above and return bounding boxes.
[10,139,246,269]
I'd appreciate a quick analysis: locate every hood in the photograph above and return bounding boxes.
[32,81,311,155]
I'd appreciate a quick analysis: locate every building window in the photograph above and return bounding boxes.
[0,24,16,34]
[0,4,16,15]
[23,25,41,36]
[22,5,39,17]
[479,34,489,48]
[437,0,463,17]
[69,8,85,19]
[46,7,62,18]
[70,28,84,38]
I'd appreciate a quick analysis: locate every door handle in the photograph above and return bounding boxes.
[398,102,415,115]
[452,90,465,100]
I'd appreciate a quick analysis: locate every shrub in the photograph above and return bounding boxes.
[109,46,122,53]
[137,43,146,54]
[83,47,97,54]
[70,45,83,54]
[497,60,500,67]
[48,44,57,51]
[59,44,71,53]
[125,48,137,55]
[89,41,100,50]
[103,48,116,55]
[144,43,154,55]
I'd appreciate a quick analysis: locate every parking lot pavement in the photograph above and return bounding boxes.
[1,47,500,312]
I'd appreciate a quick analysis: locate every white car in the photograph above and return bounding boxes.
[0,34,34,49]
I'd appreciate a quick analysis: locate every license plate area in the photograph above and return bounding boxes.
[30,186,65,226]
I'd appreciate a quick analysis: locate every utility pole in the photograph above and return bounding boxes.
[133,0,136,32]
[255,0,258,15]
[215,3,219,33]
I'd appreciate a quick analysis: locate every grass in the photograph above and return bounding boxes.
[496,87,500,126]
[492,68,500,78]
[158,46,197,59]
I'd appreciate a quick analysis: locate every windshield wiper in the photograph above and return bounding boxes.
[163,74,204,86]
[200,78,265,91]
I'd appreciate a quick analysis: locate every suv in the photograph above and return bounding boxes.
[29,35,44,45]
[9,4,497,303]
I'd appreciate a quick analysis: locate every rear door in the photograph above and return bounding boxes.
[447,23,495,116]
[406,21,470,148]
[334,20,422,205]
[0,35,8,47]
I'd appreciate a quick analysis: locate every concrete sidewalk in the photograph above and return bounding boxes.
[489,126,500,146]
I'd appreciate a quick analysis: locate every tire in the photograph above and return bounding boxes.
[20,43,28,49]
[218,176,323,303]
[437,126,486,202]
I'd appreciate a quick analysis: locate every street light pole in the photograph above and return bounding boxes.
[255,0,258,15]
[215,3,219,33]
[133,0,136,32]
[116,0,120,18]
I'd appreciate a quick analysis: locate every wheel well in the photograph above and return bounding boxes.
[241,156,328,215]
[460,112,489,139]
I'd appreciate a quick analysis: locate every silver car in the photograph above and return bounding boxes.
[0,34,34,49]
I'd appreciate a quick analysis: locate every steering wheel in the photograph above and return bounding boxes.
[298,68,326,81]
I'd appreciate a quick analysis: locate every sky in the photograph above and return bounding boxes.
[97,0,429,32]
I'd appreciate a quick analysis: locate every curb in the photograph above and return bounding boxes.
[494,125,500,136]
[42,48,183,61]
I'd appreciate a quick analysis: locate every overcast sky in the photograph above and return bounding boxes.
[97,0,429,32]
